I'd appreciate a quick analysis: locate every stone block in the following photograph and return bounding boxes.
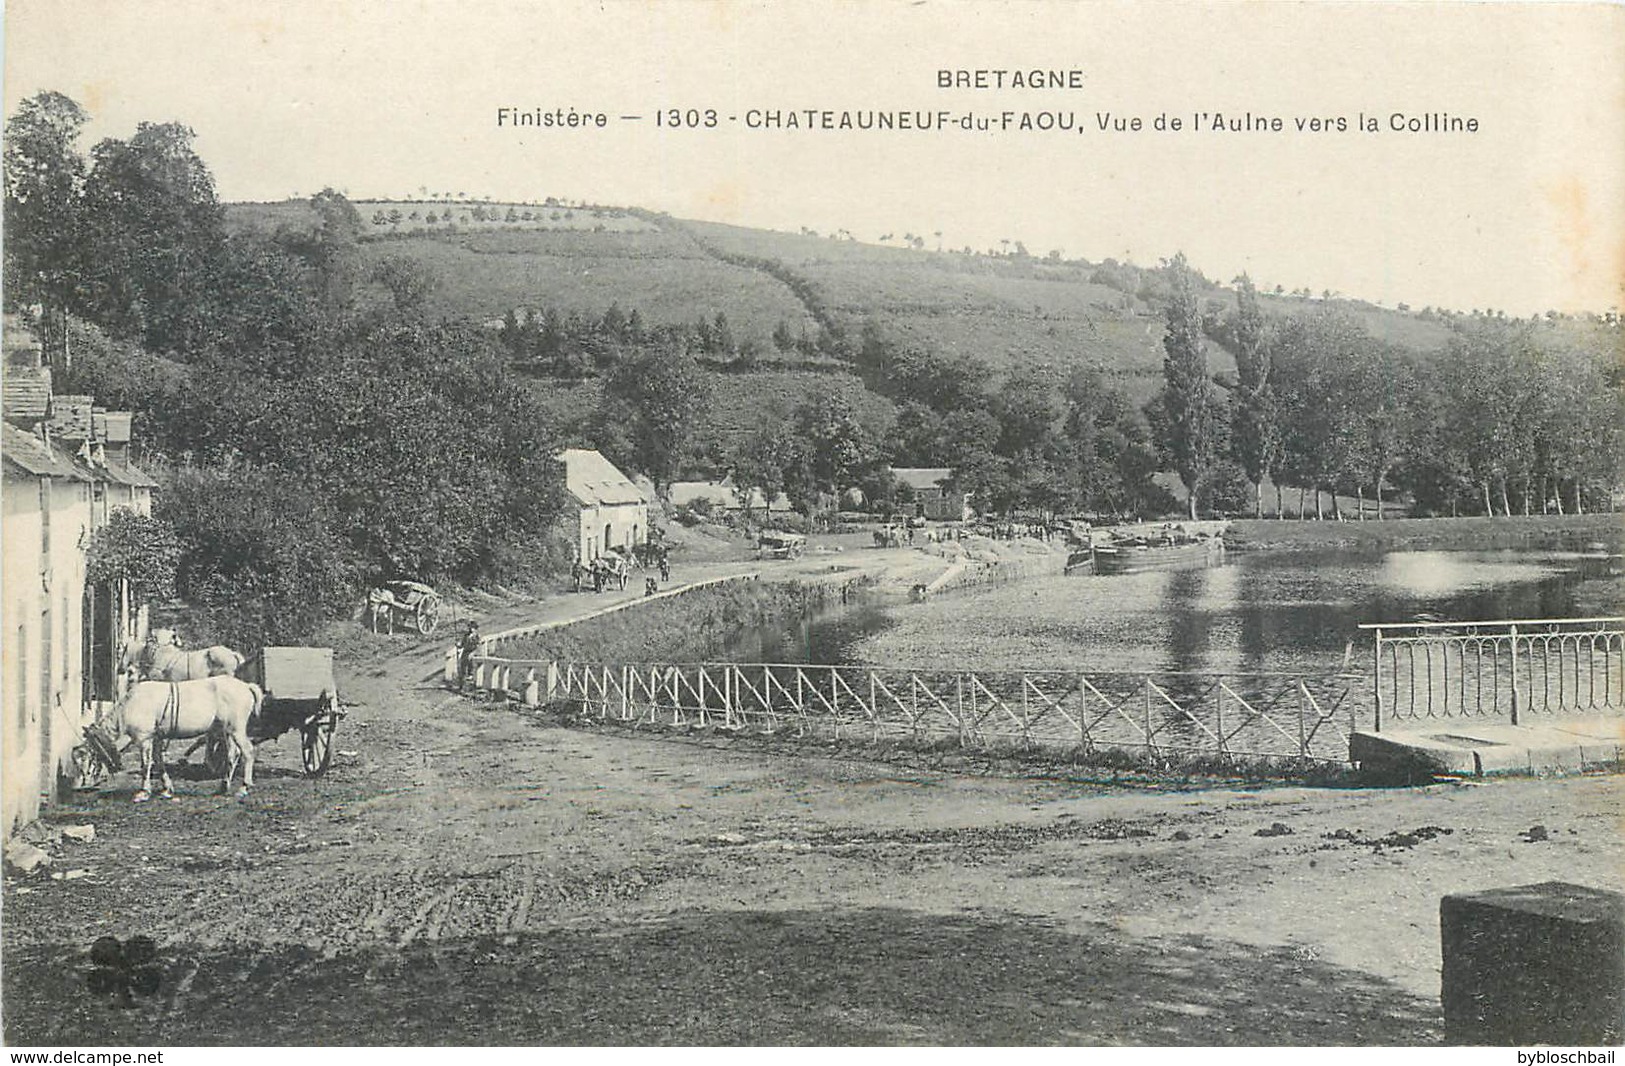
[1441,881,1624,1045]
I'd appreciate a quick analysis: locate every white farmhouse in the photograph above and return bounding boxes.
[3,317,155,838]
[557,448,649,561]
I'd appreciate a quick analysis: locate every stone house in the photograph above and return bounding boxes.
[557,448,649,561]
[2,317,155,839]
[891,467,974,521]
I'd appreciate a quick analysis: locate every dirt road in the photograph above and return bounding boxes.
[4,578,1621,1046]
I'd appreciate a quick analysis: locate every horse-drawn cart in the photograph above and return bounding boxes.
[367,580,441,635]
[206,646,343,777]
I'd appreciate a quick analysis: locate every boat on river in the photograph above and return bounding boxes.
[1091,533,1225,574]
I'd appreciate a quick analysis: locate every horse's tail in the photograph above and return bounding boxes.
[246,682,265,723]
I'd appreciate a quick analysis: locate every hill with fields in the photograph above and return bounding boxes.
[229,196,1619,368]
[226,197,1620,365]
[223,195,1622,495]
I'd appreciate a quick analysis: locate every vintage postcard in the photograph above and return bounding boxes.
[3,0,1622,1052]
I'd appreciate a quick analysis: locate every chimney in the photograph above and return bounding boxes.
[3,315,43,370]
[100,411,134,465]
[47,394,94,442]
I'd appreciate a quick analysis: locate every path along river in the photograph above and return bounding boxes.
[731,547,1624,678]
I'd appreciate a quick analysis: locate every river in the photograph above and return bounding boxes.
[733,548,1624,678]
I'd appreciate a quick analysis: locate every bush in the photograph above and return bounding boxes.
[85,508,180,603]
[760,511,809,534]
[1196,460,1254,516]
[674,497,716,526]
[157,465,362,649]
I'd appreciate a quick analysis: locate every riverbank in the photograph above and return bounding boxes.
[1226,513,1624,553]
[472,536,1071,668]
[492,576,868,664]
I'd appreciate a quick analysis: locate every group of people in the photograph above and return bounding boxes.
[571,547,670,594]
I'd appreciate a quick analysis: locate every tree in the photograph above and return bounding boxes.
[993,368,1065,456]
[1345,345,1416,519]
[3,91,90,358]
[601,342,709,487]
[307,188,364,311]
[729,419,798,522]
[793,393,884,506]
[711,312,735,355]
[1272,311,1367,519]
[1227,274,1279,517]
[1157,253,1217,518]
[371,255,440,317]
[79,121,225,353]
[887,401,945,465]
[85,508,180,603]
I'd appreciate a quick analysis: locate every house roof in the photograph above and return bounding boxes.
[669,480,790,511]
[98,460,159,489]
[2,365,52,423]
[558,448,645,507]
[2,422,84,479]
[892,467,955,492]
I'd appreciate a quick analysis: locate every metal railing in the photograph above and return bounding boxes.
[1359,617,1625,730]
[469,658,1363,763]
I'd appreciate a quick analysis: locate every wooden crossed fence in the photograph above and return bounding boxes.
[461,656,1363,763]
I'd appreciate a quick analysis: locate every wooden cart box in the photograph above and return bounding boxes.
[248,647,337,700]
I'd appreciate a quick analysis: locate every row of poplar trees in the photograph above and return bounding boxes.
[1156,254,1623,520]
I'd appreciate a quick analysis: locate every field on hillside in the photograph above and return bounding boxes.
[357,200,653,238]
[519,367,892,449]
[226,199,653,239]
[356,232,817,339]
[225,201,1616,390]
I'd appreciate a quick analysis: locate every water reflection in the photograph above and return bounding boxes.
[1161,569,1212,671]
[817,548,1624,676]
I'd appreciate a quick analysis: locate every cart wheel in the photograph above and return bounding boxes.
[302,705,335,777]
[416,596,440,636]
[204,731,231,777]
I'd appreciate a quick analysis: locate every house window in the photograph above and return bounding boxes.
[15,625,27,744]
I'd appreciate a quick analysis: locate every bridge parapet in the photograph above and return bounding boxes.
[467,658,1365,763]
[1359,616,1625,730]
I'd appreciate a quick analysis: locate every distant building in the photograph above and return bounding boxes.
[668,478,791,516]
[891,467,973,521]
[557,449,648,561]
[3,315,156,839]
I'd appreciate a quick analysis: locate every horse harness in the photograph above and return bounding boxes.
[157,681,183,738]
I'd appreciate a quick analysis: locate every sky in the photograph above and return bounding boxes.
[5,0,1623,316]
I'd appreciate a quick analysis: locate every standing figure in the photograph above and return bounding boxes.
[457,620,482,690]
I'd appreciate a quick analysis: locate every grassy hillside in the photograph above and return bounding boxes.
[223,197,1619,438]
[522,366,894,453]
[359,231,816,339]
[227,198,1585,385]
[681,218,1192,395]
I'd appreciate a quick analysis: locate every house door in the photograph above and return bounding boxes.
[83,583,115,704]
[604,523,613,553]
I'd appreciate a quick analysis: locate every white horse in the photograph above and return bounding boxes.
[111,677,263,801]
[121,629,245,683]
